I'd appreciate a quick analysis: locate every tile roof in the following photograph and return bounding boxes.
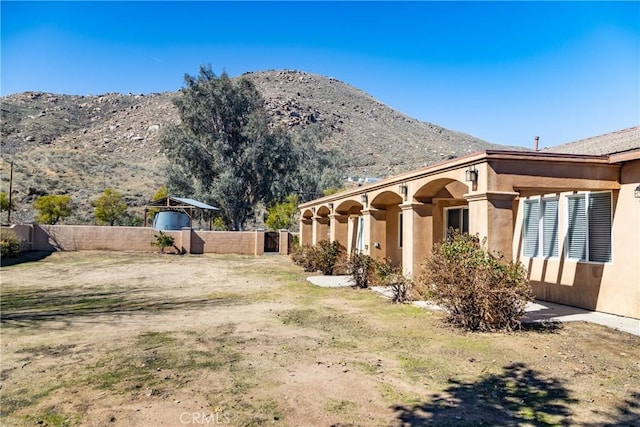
[543,126,640,156]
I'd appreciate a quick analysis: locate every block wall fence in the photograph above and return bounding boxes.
[7,224,292,256]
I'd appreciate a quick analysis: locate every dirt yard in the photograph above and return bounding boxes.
[1,252,639,426]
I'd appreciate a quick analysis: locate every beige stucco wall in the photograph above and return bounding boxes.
[299,151,639,319]
[32,225,168,252]
[385,205,402,266]
[517,161,640,318]
[300,218,313,245]
[201,230,264,255]
[329,214,349,251]
[11,225,272,256]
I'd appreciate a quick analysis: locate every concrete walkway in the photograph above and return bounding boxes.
[307,275,355,288]
[522,301,639,336]
[306,276,640,336]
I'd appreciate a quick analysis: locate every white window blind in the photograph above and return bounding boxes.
[567,192,611,263]
[523,200,539,257]
[523,198,558,258]
[567,196,587,260]
[588,192,612,263]
[542,198,559,258]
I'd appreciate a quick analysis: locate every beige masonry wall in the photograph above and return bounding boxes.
[31,225,167,252]
[193,230,264,255]
[516,161,640,319]
[299,150,639,319]
[10,225,276,256]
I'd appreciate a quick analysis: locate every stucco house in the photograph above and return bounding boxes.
[299,127,640,319]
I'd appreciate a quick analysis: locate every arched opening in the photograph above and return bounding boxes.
[335,199,363,254]
[368,191,404,266]
[300,208,314,245]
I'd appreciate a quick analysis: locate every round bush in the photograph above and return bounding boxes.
[1,229,21,258]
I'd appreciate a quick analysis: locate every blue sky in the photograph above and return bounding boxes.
[2,1,638,148]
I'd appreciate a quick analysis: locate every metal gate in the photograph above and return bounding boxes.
[264,232,279,253]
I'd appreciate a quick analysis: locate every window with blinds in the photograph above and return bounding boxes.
[588,192,612,262]
[567,196,587,260]
[523,197,558,258]
[523,200,539,257]
[542,198,559,258]
[567,192,611,262]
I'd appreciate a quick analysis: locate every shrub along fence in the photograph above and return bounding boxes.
[7,224,292,256]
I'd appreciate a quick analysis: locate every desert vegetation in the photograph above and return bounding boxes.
[293,232,533,328]
[417,232,533,332]
[1,70,505,225]
[33,194,73,225]
[1,252,638,426]
[160,66,344,231]
[0,228,21,258]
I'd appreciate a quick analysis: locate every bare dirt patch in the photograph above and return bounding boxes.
[1,252,639,426]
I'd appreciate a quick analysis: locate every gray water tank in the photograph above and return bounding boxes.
[153,211,190,230]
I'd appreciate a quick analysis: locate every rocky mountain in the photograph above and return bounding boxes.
[0,69,507,224]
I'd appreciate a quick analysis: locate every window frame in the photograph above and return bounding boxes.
[565,191,613,264]
[443,206,469,239]
[522,196,559,259]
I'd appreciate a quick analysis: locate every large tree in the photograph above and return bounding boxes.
[93,188,128,226]
[161,66,297,230]
[285,125,345,202]
[33,195,72,225]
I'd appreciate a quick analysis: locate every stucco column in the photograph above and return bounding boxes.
[360,210,372,255]
[254,230,265,255]
[329,213,349,250]
[300,218,313,246]
[400,202,435,277]
[465,191,518,259]
[278,230,290,255]
[362,208,387,260]
[312,216,330,244]
[181,227,192,254]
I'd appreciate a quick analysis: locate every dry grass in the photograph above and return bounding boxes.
[0,252,638,426]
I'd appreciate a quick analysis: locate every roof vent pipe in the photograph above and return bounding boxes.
[534,136,540,151]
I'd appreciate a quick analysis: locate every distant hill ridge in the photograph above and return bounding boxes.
[0,69,508,224]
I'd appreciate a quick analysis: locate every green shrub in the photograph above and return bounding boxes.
[34,194,72,225]
[212,217,227,231]
[347,254,413,302]
[151,231,176,253]
[122,212,144,227]
[93,188,127,226]
[347,252,375,288]
[418,232,532,332]
[315,240,344,275]
[1,228,21,258]
[1,192,13,212]
[265,194,298,231]
[291,244,318,272]
[290,240,345,275]
[371,257,413,303]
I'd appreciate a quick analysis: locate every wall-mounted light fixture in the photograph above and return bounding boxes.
[399,183,408,200]
[328,202,334,211]
[360,193,368,208]
[465,167,478,183]
[311,207,316,215]
[635,184,640,199]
